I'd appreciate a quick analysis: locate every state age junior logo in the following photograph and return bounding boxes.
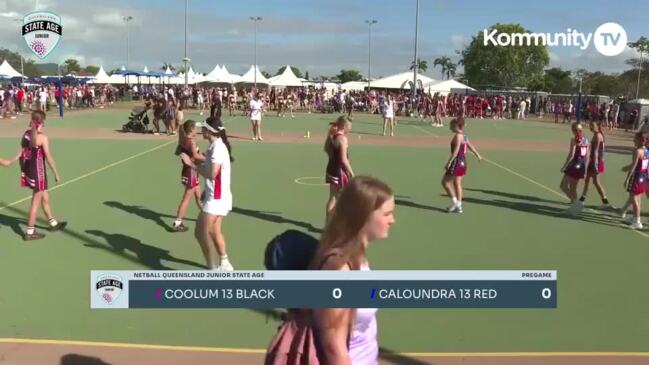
[22,11,63,59]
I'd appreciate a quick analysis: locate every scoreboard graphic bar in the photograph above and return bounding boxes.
[91,271,557,309]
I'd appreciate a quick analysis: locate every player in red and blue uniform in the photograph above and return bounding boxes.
[325,116,354,220]
[619,133,649,229]
[577,121,610,211]
[442,117,482,213]
[20,111,67,241]
[560,123,590,215]
[172,120,205,232]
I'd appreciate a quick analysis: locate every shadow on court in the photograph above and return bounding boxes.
[104,201,197,233]
[61,354,111,365]
[465,188,565,205]
[232,206,323,234]
[0,204,205,269]
[85,229,205,270]
[0,212,33,238]
[395,198,447,213]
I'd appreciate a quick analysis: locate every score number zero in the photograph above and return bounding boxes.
[542,288,552,299]
[332,288,342,299]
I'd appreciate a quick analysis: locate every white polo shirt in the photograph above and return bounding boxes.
[249,99,263,121]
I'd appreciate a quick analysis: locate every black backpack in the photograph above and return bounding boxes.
[264,230,319,270]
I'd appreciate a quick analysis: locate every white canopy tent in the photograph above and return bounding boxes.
[237,65,269,85]
[370,71,435,90]
[0,60,23,78]
[203,64,240,84]
[269,65,303,87]
[90,66,112,84]
[424,79,474,94]
[340,81,367,91]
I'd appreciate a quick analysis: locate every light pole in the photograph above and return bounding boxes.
[365,19,377,90]
[122,15,133,84]
[636,50,643,100]
[576,76,583,122]
[250,16,262,88]
[411,0,420,114]
[184,0,189,88]
[13,18,24,83]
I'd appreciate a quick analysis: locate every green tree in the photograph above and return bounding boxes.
[84,65,99,74]
[335,69,363,83]
[305,71,309,80]
[460,23,549,88]
[409,58,428,73]
[0,48,42,77]
[433,56,450,79]
[62,58,81,74]
[275,66,303,78]
[542,67,573,93]
[628,37,649,99]
[160,62,175,71]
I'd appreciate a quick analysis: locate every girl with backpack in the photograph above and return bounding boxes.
[265,176,395,365]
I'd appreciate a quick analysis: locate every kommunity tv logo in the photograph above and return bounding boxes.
[483,22,627,57]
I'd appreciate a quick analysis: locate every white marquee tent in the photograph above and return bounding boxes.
[0,60,23,78]
[370,71,435,90]
[269,65,303,87]
[424,79,474,94]
[237,65,269,85]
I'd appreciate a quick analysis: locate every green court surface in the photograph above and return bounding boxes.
[0,105,648,353]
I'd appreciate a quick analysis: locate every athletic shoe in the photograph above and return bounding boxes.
[621,211,630,222]
[630,221,643,230]
[173,223,189,233]
[217,262,234,272]
[447,203,460,213]
[49,221,68,232]
[571,201,584,216]
[23,231,46,241]
[252,136,257,141]
[455,205,463,214]
[258,136,264,141]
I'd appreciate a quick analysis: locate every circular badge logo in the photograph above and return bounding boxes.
[593,22,627,56]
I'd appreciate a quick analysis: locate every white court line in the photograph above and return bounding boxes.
[0,116,240,212]
[483,157,649,239]
[0,140,176,212]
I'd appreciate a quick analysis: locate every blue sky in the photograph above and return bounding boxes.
[0,0,646,78]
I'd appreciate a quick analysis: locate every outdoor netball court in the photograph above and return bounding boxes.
[0,103,648,364]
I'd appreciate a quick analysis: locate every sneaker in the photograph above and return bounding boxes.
[630,221,643,230]
[49,221,67,232]
[571,201,584,216]
[258,136,263,141]
[173,223,189,232]
[23,231,46,241]
[447,203,460,213]
[252,136,257,141]
[621,211,630,222]
[153,132,160,136]
[217,261,234,272]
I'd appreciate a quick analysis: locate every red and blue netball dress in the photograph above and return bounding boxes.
[626,147,649,195]
[564,136,589,179]
[447,133,468,177]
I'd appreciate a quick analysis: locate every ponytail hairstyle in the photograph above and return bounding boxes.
[175,119,197,155]
[205,117,234,162]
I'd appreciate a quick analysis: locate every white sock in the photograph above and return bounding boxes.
[173,218,182,227]
[220,255,230,265]
[49,218,58,227]
[452,198,459,205]
[27,227,35,235]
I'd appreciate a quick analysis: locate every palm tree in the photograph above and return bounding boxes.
[160,62,175,71]
[433,56,451,80]
[445,62,457,80]
[409,58,428,73]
